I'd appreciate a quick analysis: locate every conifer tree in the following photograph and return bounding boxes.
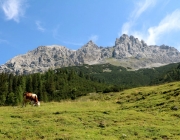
[15,86,23,105]
[19,76,26,92]
[0,73,8,105]
[26,75,33,92]
[8,73,13,93]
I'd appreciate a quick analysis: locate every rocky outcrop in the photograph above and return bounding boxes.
[113,34,179,62]
[0,45,75,75]
[1,34,180,74]
[73,40,103,65]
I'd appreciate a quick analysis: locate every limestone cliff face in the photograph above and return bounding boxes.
[74,40,103,65]
[0,45,75,74]
[113,34,179,60]
[1,34,180,74]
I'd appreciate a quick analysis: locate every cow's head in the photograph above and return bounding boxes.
[36,101,40,107]
[31,101,40,107]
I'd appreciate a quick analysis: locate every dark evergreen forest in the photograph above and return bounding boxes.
[61,63,180,86]
[0,68,123,106]
[0,62,180,106]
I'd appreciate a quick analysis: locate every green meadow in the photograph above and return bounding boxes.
[0,82,180,140]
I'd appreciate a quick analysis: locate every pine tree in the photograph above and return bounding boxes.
[38,80,43,101]
[6,92,15,105]
[26,75,33,92]
[32,74,39,94]
[19,76,26,92]
[8,73,13,93]
[12,76,18,91]
[79,71,84,78]
[15,86,23,105]
[0,73,8,105]
[45,70,55,100]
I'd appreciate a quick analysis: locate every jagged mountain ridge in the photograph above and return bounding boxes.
[1,34,180,75]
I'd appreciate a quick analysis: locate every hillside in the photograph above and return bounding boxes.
[151,63,180,84]
[0,82,180,139]
[58,62,180,87]
[1,62,180,106]
[1,34,180,75]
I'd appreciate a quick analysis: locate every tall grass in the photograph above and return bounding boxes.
[0,82,180,139]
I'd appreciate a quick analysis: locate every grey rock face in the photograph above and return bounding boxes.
[73,40,102,65]
[1,34,180,74]
[111,34,180,68]
[0,45,75,75]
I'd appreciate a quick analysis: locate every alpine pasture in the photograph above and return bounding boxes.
[0,82,180,139]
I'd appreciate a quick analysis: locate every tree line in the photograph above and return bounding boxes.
[0,68,123,106]
[1,62,180,106]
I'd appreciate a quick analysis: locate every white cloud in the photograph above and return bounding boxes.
[132,0,156,20]
[120,0,180,48]
[146,9,180,45]
[121,8,180,46]
[0,0,27,22]
[89,35,99,42]
[121,22,131,35]
[121,0,156,35]
[0,38,8,44]
[36,21,45,32]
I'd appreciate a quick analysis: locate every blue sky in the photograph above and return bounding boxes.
[0,0,180,65]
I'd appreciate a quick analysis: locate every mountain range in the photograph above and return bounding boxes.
[1,34,180,75]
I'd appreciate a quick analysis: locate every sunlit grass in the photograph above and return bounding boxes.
[0,82,180,139]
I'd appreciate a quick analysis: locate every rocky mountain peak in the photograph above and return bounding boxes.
[120,34,129,41]
[81,40,98,49]
[115,34,143,46]
[87,40,94,45]
[1,34,180,75]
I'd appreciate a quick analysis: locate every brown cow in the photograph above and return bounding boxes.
[22,92,40,107]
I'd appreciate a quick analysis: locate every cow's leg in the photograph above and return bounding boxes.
[22,96,27,107]
[31,101,35,106]
[24,101,26,107]
[22,101,26,107]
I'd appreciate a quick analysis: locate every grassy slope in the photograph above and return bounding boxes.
[0,82,180,139]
